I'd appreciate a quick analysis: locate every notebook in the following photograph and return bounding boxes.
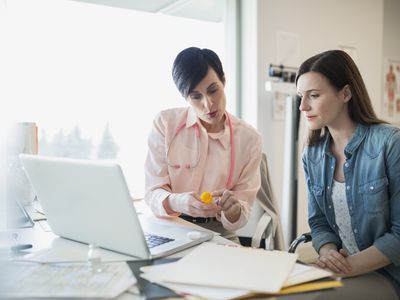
[19,154,213,259]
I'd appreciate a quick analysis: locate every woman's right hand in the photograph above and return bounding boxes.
[316,244,352,274]
[167,192,220,217]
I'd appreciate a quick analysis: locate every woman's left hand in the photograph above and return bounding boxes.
[212,190,241,223]
[316,246,352,274]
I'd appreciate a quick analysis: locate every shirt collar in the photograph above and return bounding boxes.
[322,124,368,158]
[186,107,198,128]
[186,107,231,150]
[209,124,230,150]
[322,131,333,157]
[344,124,368,157]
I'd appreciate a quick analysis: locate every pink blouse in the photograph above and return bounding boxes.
[144,107,262,231]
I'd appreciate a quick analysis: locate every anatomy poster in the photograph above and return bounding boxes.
[383,58,400,122]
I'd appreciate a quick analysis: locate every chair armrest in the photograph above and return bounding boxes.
[288,232,312,253]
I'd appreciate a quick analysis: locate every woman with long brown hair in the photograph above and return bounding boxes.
[297,50,400,295]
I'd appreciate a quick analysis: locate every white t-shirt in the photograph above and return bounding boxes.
[332,180,360,255]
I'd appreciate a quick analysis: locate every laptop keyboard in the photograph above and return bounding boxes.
[144,233,174,248]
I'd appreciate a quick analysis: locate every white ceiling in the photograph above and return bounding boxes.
[71,0,225,22]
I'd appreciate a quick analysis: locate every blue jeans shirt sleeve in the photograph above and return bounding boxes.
[302,152,341,253]
[373,130,400,266]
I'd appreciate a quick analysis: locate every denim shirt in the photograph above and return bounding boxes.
[302,124,400,285]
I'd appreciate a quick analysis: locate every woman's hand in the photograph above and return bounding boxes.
[316,244,352,274]
[213,190,241,223]
[167,192,220,217]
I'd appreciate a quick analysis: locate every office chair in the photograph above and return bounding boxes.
[237,153,285,250]
[288,232,322,264]
[288,232,312,253]
[250,153,285,250]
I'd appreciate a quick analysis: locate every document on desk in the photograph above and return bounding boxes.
[141,261,340,300]
[283,262,333,287]
[139,244,341,300]
[142,242,297,294]
[21,236,135,263]
[141,263,250,300]
[1,261,136,298]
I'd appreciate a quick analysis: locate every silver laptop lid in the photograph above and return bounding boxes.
[20,154,151,259]
[20,154,214,260]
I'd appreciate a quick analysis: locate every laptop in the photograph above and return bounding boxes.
[19,154,213,259]
[1,199,34,230]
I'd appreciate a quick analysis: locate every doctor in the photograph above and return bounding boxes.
[144,47,262,239]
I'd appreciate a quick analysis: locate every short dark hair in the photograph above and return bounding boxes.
[295,50,386,146]
[172,47,225,98]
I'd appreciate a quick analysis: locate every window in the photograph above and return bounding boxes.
[3,0,232,196]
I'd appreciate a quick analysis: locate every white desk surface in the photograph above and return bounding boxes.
[3,201,397,300]
[0,200,235,299]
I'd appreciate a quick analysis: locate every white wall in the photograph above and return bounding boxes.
[383,0,400,60]
[240,0,258,127]
[240,0,390,243]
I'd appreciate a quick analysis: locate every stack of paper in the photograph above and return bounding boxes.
[283,263,333,287]
[140,243,342,300]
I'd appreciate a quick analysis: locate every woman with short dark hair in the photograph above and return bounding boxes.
[297,50,400,295]
[144,47,262,240]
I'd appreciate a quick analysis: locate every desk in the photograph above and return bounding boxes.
[1,202,398,300]
[0,201,234,300]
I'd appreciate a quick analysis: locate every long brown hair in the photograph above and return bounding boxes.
[295,50,386,146]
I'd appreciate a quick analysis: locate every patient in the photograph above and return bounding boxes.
[296,50,400,295]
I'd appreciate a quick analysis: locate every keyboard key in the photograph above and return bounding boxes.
[144,233,174,248]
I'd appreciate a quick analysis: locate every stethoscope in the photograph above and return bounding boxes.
[166,112,235,189]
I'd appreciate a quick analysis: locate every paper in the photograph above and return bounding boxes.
[20,236,135,263]
[140,263,249,300]
[142,276,249,300]
[1,261,136,298]
[283,263,333,287]
[142,242,297,294]
[140,260,338,300]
